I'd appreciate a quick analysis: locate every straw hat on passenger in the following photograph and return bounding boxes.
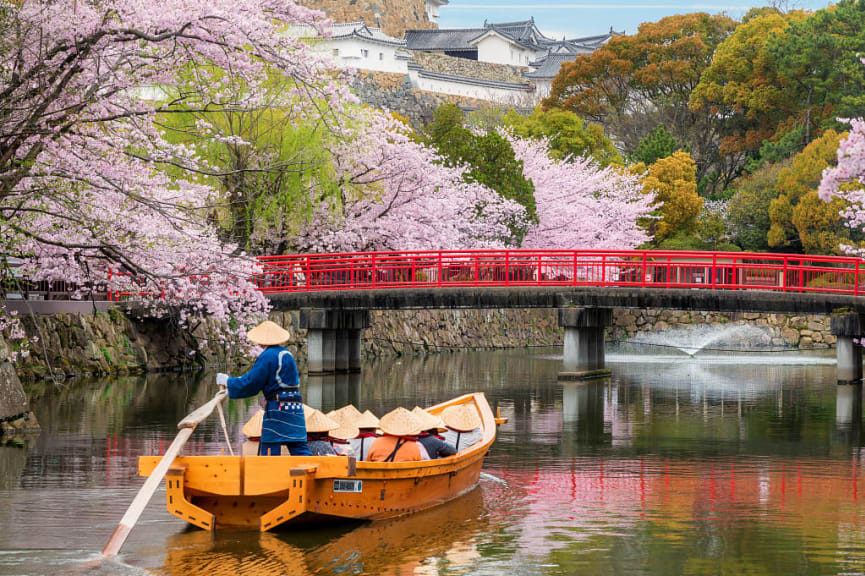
[356,410,380,430]
[378,407,423,437]
[441,404,481,432]
[412,406,447,433]
[305,409,340,434]
[329,419,360,441]
[246,320,291,346]
[328,404,363,424]
[242,409,264,438]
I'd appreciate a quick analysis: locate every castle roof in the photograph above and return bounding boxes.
[331,22,407,47]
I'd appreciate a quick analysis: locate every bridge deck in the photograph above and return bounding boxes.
[267,287,865,315]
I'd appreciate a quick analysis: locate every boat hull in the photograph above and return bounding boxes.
[139,393,495,531]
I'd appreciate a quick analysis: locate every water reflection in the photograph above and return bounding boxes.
[3,349,865,575]
[152,488,487,576]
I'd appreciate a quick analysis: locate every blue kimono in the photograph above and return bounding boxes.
[227,345,310,455]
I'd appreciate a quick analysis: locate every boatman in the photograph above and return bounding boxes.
[216,320,312,456]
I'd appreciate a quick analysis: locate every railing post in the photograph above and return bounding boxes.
[641,253,647,288]
[573,251,578,286]
[711,253,717,290]
[474,254,479,284]
[505,251,510,286]
[411,256,416,286]
[438,251,443,286]
[856,261,861,296]
[537,254,542,285]
[782,257,788,292]
[371,254,376,289]
[601,254,606,285]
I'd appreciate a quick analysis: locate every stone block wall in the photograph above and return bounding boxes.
[6,307,840,381]
[411,52,528,84]
[294,0,434,37]
[352,71,519,127]
[609,309,835,350]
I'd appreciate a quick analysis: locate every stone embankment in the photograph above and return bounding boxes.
[4,307,838,382]
[294,0,435,37]
[610,310,835,350]
[352,71,523,128]
[0,334,40,435]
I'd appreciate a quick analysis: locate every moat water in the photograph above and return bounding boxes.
[1,347,864,575]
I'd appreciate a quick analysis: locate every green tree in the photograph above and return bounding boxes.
[504,107,621,166]
[768,0,865,143]
[425,104,537,241]
[725,160,787,251]
[768,130,848,253]
[629,125,680,166]
[545,13,738,191]
[690,9,804,170]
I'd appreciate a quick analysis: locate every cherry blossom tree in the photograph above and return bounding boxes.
[508,136,655,250]
[819,62,865,256]
[0,0,350,355]
[287,110,528,252]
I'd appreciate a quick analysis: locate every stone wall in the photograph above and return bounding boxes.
[411,52,528,84]
[0,334,39,434]
[352,71,519,127]
[6,307,840,381]
[294,0,434,37]
[11,309,238,380]
[609,309,835,350]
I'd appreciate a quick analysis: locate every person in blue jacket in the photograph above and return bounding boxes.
[217,320,311,456]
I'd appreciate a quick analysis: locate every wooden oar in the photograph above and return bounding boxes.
[101,389,228,557]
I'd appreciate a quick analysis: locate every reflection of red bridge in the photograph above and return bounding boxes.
[487,457,865,551]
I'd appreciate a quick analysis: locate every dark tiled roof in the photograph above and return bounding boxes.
[405,28,485,51]
[524,53,584,79]
[411,66,533,91]
[332,22,406,47]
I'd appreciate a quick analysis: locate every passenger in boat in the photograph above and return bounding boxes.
[217,320,312,456]
[367,408,424,463]
[328,418,359,457]
[412,407,456,460]
[352,410,381,461]
[305,409,340,456]
[441,404,483,452]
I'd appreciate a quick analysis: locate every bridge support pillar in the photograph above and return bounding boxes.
[301,309,369,375]
[831,313,865,383]
[558,308,613,379]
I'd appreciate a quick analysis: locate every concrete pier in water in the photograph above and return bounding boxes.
[300,309,370,375]
[831,313,865,383]
[558,307,613,379]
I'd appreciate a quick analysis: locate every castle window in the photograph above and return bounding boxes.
[361,49,369,58]
[379,52,384,61]
[333,48,339,57]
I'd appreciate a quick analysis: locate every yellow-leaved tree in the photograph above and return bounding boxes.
[768,130,848,254]
[632,151,703,243]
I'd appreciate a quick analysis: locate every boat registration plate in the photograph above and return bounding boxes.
[333,479,363,493]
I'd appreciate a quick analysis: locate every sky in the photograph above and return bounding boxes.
[437,1,835,39]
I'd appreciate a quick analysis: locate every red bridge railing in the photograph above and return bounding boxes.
[254,250,865,296]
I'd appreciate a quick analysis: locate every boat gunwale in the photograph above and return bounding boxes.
[139,392,496,479]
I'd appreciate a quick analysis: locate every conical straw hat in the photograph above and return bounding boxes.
[303,404,315,418]
[355,410,380,429]
[306,409,340,433]
[242,409,264,438]
[246,320,291,346]
[328,404,363,424]
[412,406,446,432]
[378,407,423,437]
[441,404,481,432]
[329,419,360,441]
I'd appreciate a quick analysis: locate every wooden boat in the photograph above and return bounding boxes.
[138,392,498,532]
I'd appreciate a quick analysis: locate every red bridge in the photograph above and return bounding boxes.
[255,250,865,382]
[254,249,865,296]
